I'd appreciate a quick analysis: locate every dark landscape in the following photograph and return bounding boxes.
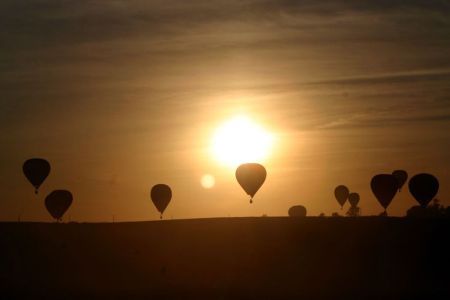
[1,217,449,299]
[2,2,450,299]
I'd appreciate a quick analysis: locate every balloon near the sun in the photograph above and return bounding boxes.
[211,116,274,167]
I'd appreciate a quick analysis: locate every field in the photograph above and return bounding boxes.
[1,217,449,299]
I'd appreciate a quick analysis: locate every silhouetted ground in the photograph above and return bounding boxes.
[1,217,449,299]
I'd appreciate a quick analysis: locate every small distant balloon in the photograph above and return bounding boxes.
[348,192,360,208]
[23,158,51,194]
[151,184,172,219]
[45,190,72,221]
[371,174,398,211]
[235,163,267,204]
[334,185,349,209]
[288,205,307,217]
[408,173,439,208]
[392,170,408,192]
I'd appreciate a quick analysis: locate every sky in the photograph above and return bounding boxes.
[1,0,450,221]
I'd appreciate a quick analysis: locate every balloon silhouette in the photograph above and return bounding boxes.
[392,170,408,192]
[334,185,349,209]
[371,174,398,212]
[235,163,267,204]
[348,192,360,208]
[151,184,172,219]
[45,190,72,221]
[23,158,51,194]
[408,173,439,208]
[288,205,307,217]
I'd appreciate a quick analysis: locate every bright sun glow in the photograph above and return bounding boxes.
[201,174,216,189]
[211,115,274,167]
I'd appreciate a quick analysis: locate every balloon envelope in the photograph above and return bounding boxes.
[23,158,51,194]
[371,174,398,210]
[348,192,360,207]
[392,170,408,191]
[408,173,439,207]
[334,185,349,208]
[235,163,267,202]
[151,184,172,216]
[288,205,307,217]
[45,190,72,221]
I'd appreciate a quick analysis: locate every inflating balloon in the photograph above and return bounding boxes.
[235,163,267,204]
[408,173,439,208]
[392,170,408,192]
[151,184,172,219]
[334,185,349,209]
[348,192,360,208]
[23,158,51,194]
[45,190,72,221]
[288,205,307,217]
[371,174,398,212]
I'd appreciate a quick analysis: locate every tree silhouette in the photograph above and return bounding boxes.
[406,199,448,218]
[346,205,360,217]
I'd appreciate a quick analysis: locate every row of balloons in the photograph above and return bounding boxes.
[334,170,440,213]
[23,158,440,220]
[22,158,267,220]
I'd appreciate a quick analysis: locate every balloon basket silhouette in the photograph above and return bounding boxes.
[151,184,171,221]
[236,163,266,205]
[334,185,349,210]
[408,173,439,208]
[23,158,51,195]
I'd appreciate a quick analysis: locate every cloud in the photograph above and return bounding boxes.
[1,0,449,48]
[1,0,449,133]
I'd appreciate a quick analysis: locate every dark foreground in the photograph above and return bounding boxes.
[1,217,449,299]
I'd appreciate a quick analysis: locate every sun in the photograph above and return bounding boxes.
[211,115,274,167]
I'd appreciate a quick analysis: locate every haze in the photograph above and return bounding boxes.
[1,0,449,221]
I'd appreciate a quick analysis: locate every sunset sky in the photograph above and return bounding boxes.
[1,0,449,221]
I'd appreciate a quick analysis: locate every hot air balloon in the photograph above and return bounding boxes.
[408,173,439,208]
[23,158,51,194]
[45,190,72,221]
[392,170,408,192]
[348,192,360,208]
[151,184,172,219]
[334,185,349,209]
[235,163,267,204]
[288,205,307,217]
[371,174,398,212]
